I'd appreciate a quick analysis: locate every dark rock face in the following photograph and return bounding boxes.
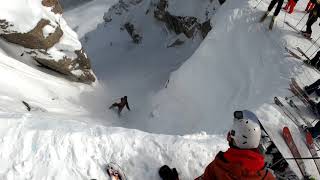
[154,0,213,39]
[124,22,142,44]
[34,49,95,83]
[42,0,63,14]
[1,19,63,50]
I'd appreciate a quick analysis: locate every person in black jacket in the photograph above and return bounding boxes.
[302,0,320,38]
[109,96,131,115]
[260,0,285,23]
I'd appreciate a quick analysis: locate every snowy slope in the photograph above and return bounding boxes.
[0,0,320,179]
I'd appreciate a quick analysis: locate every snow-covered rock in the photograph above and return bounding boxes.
[103,0,224,43]
[0,0,96,83]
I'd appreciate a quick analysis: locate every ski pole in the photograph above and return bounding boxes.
[283,11,287,28]
[300,13,314,31]
[311,48,319,58]
[269,156,320,169]
[295,12,309,28]
[254,0,264,9]
[306,34,320,53]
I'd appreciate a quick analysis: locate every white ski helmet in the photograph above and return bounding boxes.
[229,110,262,149]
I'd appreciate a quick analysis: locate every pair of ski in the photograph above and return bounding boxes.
[284,21,320,48]
[290,78,319,118]
[274,96,320,178]
[259,13,275,30]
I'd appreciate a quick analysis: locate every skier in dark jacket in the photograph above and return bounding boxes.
[302,0,320,38]
[109,96,131,115]
[260,0,285,27]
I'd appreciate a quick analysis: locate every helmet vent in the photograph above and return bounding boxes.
[242,135,247,138]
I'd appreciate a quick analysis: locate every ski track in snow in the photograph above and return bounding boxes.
[1,0,320,179]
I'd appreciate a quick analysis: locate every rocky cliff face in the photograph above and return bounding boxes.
[103,0,224,45]
[0,0,96,83]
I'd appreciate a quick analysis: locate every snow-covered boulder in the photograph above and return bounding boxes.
[0,0,96,83]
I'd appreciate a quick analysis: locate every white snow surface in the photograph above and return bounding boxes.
[0,0,58,33]
[0,0,320,179]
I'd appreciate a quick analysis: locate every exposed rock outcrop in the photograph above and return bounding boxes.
[124,22,142,44]
[1,19,63,50]
[0,0,96,83]
[154,0,216,39]
[42,0,63,14]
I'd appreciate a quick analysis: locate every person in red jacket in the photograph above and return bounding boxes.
[195,110,275,180]
[283,0,299,14]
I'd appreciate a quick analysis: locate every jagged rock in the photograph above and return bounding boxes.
[200,20,212,38]
[154,0,215,39]
[0,0,96,83]
[124,22,142,44]
[34,49,95,83]
[1,19,63,50]
[42,0,63,14]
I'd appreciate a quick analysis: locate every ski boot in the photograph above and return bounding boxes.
[259,11,269,22]
[269,16,276,30]
[301,31,312,39]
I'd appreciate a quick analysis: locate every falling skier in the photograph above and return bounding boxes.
[301,0,320,38]
[109,96,131,116]
[260,0,284,29]
[195,110,275,180]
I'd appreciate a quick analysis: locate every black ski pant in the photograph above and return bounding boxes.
[268,0,284,16]
[310,51,320,69]
[305,79,320,95]
[307,120,320,138]
[306,12,318,34]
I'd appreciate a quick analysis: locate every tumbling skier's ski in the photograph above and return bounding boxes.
[283,127,310,178]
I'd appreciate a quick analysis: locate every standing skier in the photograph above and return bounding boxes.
[109,96,131,116]
[302,0,320,38]
[195,110,275,180]
[283,0,299,14]
[260,0,285,29]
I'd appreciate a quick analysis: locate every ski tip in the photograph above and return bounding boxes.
[283,126,290,133]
